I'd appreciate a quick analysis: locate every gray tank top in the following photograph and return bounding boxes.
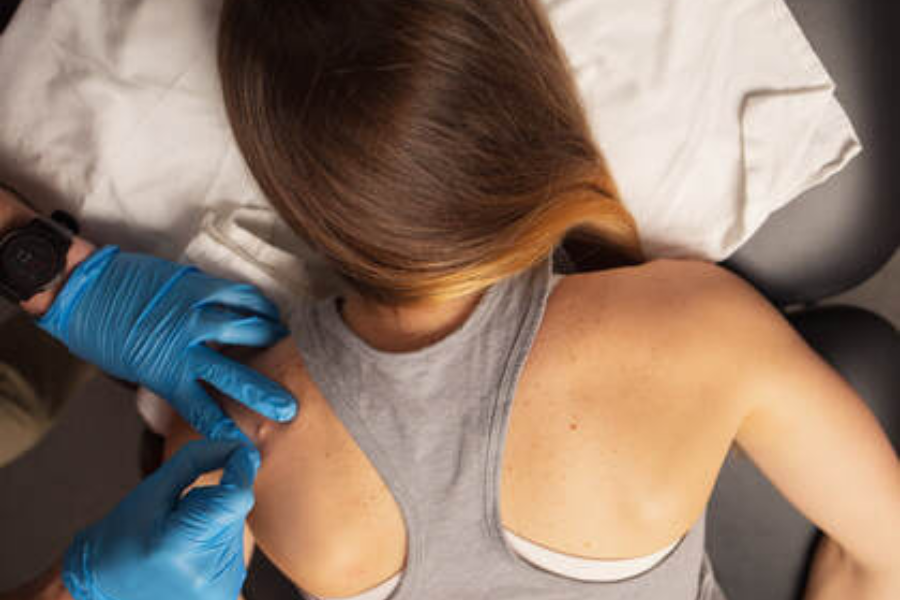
[288,249,718,599]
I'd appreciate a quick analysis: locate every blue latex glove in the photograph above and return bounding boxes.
[37,246,297,443]
[62,439,258,600]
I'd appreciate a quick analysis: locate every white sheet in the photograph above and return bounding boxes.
[0,0,861,300]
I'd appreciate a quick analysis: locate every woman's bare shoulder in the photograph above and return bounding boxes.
[565,257,774,414]
[560,257,735,308]
[557,257,746,339]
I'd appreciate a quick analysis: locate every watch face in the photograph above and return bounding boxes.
[0,231,62,291]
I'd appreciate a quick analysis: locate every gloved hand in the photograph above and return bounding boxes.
[62,439,258,600]
[37,246,297,443]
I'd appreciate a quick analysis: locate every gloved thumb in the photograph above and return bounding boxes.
[151,439,248,506]
[165,444,258,537]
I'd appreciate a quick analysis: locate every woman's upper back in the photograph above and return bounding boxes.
[205,256,753,598]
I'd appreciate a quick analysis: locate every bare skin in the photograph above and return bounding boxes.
[165,257,900,599]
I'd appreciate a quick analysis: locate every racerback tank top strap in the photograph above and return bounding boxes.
[289,249,709,600]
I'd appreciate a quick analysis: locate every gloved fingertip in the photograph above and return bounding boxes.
[223,481,257,518]
[272,397,299,422]
[222,443,261,490]
[243,444,262,475]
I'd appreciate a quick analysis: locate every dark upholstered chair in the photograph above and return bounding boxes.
[0,1,896,599]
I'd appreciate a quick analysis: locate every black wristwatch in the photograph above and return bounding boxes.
[0,212,78,303]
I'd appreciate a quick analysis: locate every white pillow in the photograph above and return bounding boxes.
[0,0,861,279]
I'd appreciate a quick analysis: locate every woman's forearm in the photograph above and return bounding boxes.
[802,535,900,600]
[0,563,73,600]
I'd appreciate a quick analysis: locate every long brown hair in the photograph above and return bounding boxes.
[218,0,645,308]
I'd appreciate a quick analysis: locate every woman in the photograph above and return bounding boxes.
[166,0,900,599]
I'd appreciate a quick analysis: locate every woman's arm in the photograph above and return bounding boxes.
[802,534,900,600]
[701,264,900,596]
[162,339,387,599]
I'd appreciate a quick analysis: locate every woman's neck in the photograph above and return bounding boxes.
[337,290,487,353]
